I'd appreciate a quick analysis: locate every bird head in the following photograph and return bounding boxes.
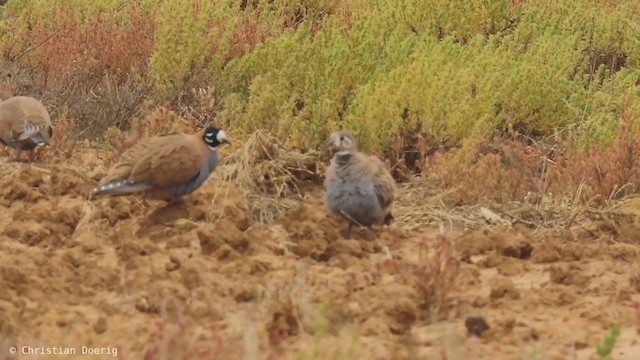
[203,126,231,148]
[324,130,357,152]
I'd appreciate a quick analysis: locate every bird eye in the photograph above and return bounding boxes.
[340,136,344,141]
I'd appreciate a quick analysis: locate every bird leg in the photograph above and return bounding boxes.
[339,211,360,239]
[165,197,185,206]
[344,222,353,239]
[29,150,36,162]
[14,149,22,162]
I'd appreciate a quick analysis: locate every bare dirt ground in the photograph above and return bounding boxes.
[1,144,640,360]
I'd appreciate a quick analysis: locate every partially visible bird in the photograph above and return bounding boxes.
[93,126,231,202]
[0,95,53,162]
[324,130,396,238]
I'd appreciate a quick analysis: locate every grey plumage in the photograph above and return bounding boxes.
[324,130,396,238]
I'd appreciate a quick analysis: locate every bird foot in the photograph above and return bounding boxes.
[165,197,185,206]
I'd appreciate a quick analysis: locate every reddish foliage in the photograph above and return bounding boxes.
[142,320,251,360]
[227,10,273,61]
[548,97,640,203]
[0,82,15,99]
[41,105,78,162]
[426,98,640,205]
[343,7,353,29]
[429,138,542,204]
[370,234,459,319]
[510,0,527,13]
[18,3,154,84]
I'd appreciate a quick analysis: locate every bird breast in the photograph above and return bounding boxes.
[325,156,385,226]
[166,147,219,198]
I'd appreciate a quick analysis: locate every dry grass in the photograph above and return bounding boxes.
[392,178,474,232]
[220,129,324,222]
[389,174,610,243]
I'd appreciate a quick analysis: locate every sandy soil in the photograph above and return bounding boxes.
[0,153,639,360]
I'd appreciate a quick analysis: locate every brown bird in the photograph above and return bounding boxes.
[93,126,231,202]
[324,130,396,238]
[0,95,53,162]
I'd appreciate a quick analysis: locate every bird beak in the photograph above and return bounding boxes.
[222,139,231,145]
[322,138,334,149]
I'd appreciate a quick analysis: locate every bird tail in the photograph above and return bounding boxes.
[29,132,47,146]
[17,123,50,145]
[93,180,153,196]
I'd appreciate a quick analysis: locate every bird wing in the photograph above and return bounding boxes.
[354,152,396,209]
[22,108,52,143]
[16,121,49,142]
[126,133,206,188]
[98,138,153,185]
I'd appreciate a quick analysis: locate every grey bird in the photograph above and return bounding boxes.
[324,130,396,238]
[93,126,231,203]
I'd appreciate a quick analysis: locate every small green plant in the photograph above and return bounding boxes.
[595,324,622,359]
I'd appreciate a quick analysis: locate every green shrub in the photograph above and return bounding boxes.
[150,0,285,100]
[344,34,589,156]
[372,0,515,42]
[215,0,640,155]
[218,4,423,148]
[1,0,639,156]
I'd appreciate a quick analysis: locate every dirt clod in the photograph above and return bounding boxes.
[2,156,639,359]
[465,316,490,337]
[94,317,107,334]
[531,242,561,263]
[490,278,521,301]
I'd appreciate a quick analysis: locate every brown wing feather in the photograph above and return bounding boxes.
[99,138,155,185]
[352,152,396,209]
[127,133,206,188]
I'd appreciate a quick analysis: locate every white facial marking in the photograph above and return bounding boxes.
[216,130,227,143]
